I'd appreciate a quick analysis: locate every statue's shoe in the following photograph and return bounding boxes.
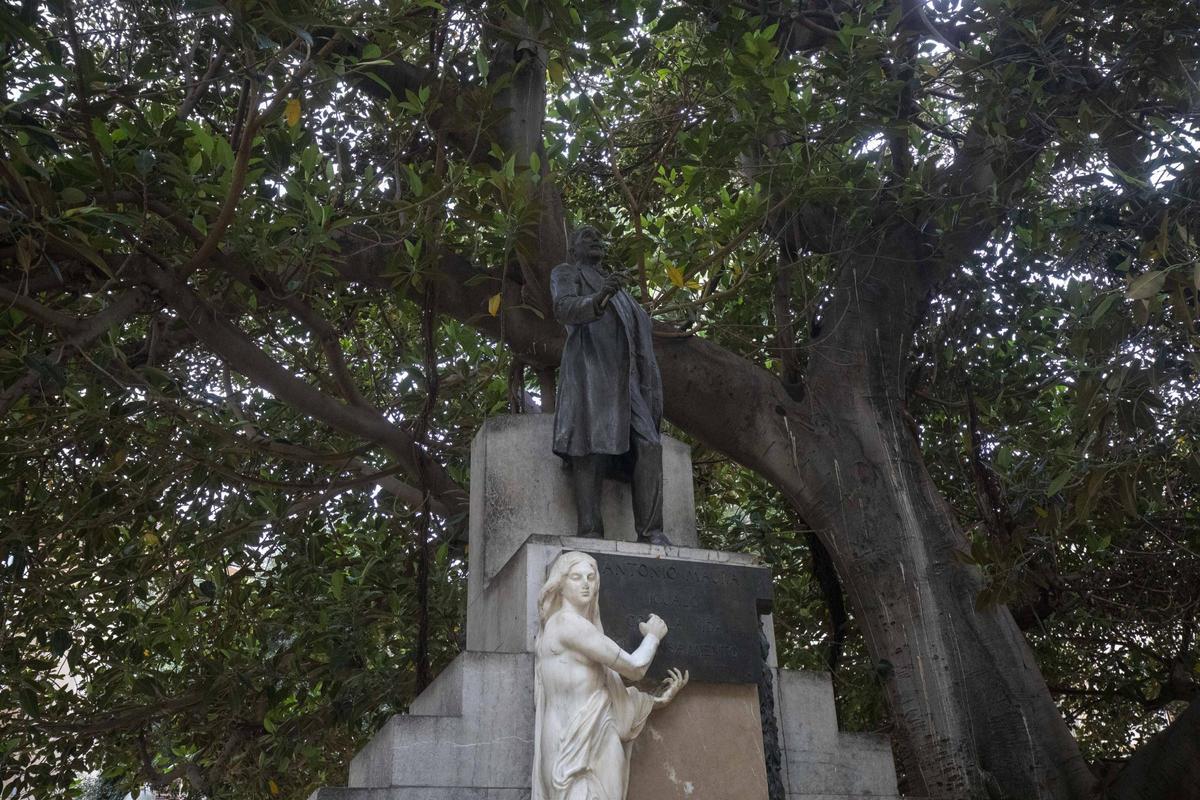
[636,531,673,546]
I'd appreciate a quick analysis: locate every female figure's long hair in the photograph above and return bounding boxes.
[537,551,603,634]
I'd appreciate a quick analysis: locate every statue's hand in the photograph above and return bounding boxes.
[639,613,668,640]
[596,273,622,306]
[654,668,689,707]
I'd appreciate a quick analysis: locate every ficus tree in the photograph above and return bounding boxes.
[1,1,1198,798]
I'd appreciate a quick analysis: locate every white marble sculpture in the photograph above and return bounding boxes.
[533,551,689,800]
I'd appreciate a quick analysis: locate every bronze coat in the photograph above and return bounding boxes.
[550,261,663,459]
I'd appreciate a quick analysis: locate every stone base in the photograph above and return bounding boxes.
[313,534,899,800]
[774,670,900,799]
[347,652,532,790]
[467,415,700,589]
[629,683,769,800]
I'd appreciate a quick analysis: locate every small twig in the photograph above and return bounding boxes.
[176,45,227,119]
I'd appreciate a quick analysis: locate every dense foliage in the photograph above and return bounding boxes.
[1,0,1197,797]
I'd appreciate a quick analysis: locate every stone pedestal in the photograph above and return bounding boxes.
[468,415,699,587]
[309,415,900,800]
[628,683,769,799]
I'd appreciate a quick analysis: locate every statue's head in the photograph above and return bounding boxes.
[537,551,602,631]
[568,225,608,265]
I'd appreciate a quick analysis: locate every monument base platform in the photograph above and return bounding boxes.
[308,417,899,800]
[311,790,529,800]
[311,538,898,800]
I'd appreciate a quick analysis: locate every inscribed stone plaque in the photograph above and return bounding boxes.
[594,553,773,684]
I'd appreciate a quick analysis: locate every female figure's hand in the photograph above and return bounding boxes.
[654,668,689,707]
[639,613,668,640]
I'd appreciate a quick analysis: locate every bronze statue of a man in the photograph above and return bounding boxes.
[551,226,671,546]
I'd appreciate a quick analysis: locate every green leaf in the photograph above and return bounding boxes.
[134,149,156,175]
[49,628,71,656]
[653,6,689,33]
[1047,467,1073,495]
[476,47,490,81]
[90,118,113,154]
[60,187,86,205]
[1126,270,1165,300]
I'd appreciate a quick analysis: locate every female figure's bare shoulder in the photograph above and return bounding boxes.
[544,608,590,639]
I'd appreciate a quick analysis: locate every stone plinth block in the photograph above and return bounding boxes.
[627,683,769,800]
[467,415,698,597]
[773,668,899,799]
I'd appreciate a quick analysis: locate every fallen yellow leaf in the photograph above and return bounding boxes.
[284,98,301,127]
[488,293,501,316]
[269,779,280,795]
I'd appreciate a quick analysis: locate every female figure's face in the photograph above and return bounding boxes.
[561,562,597,609]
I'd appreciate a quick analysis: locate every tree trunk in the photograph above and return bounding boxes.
[650,229,1096,799]
[792,387,1092,798]
[794,267,1093,797]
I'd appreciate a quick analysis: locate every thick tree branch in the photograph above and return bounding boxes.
[138,263,468,523]
[0,287,149,415]
[1111,695,1200,800]
[344,45,494,160]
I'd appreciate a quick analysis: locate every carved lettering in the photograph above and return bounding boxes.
[593,553,773,684]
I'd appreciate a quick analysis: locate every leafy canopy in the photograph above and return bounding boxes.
[1,0,1198,797]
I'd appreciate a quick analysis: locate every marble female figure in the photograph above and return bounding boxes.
[533,551,688,800]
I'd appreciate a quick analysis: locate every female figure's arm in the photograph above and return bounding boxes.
[559,613,669,682]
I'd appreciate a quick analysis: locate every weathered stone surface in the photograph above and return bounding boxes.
[627,683,769,800]
[310,790,530,800]
[775,670,839,751]
[773,668,900,799]
[348,653,533,790]
[467,415,698,592]
[593,552,773,683]
[783,744,900,798]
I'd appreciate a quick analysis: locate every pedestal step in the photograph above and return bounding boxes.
[344,652,533,791]
[774,669,899,799]
[311,789,529,800]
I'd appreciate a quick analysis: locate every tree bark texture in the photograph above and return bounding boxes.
[648,231,1095,799]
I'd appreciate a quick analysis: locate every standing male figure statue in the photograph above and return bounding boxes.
[551,226,672,546]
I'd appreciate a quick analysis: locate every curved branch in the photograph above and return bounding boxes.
[138,263,468,523]
[0,288,149,415]
[1111,694,1200,800]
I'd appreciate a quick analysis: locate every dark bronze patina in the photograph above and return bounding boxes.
[551,226,671,546]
